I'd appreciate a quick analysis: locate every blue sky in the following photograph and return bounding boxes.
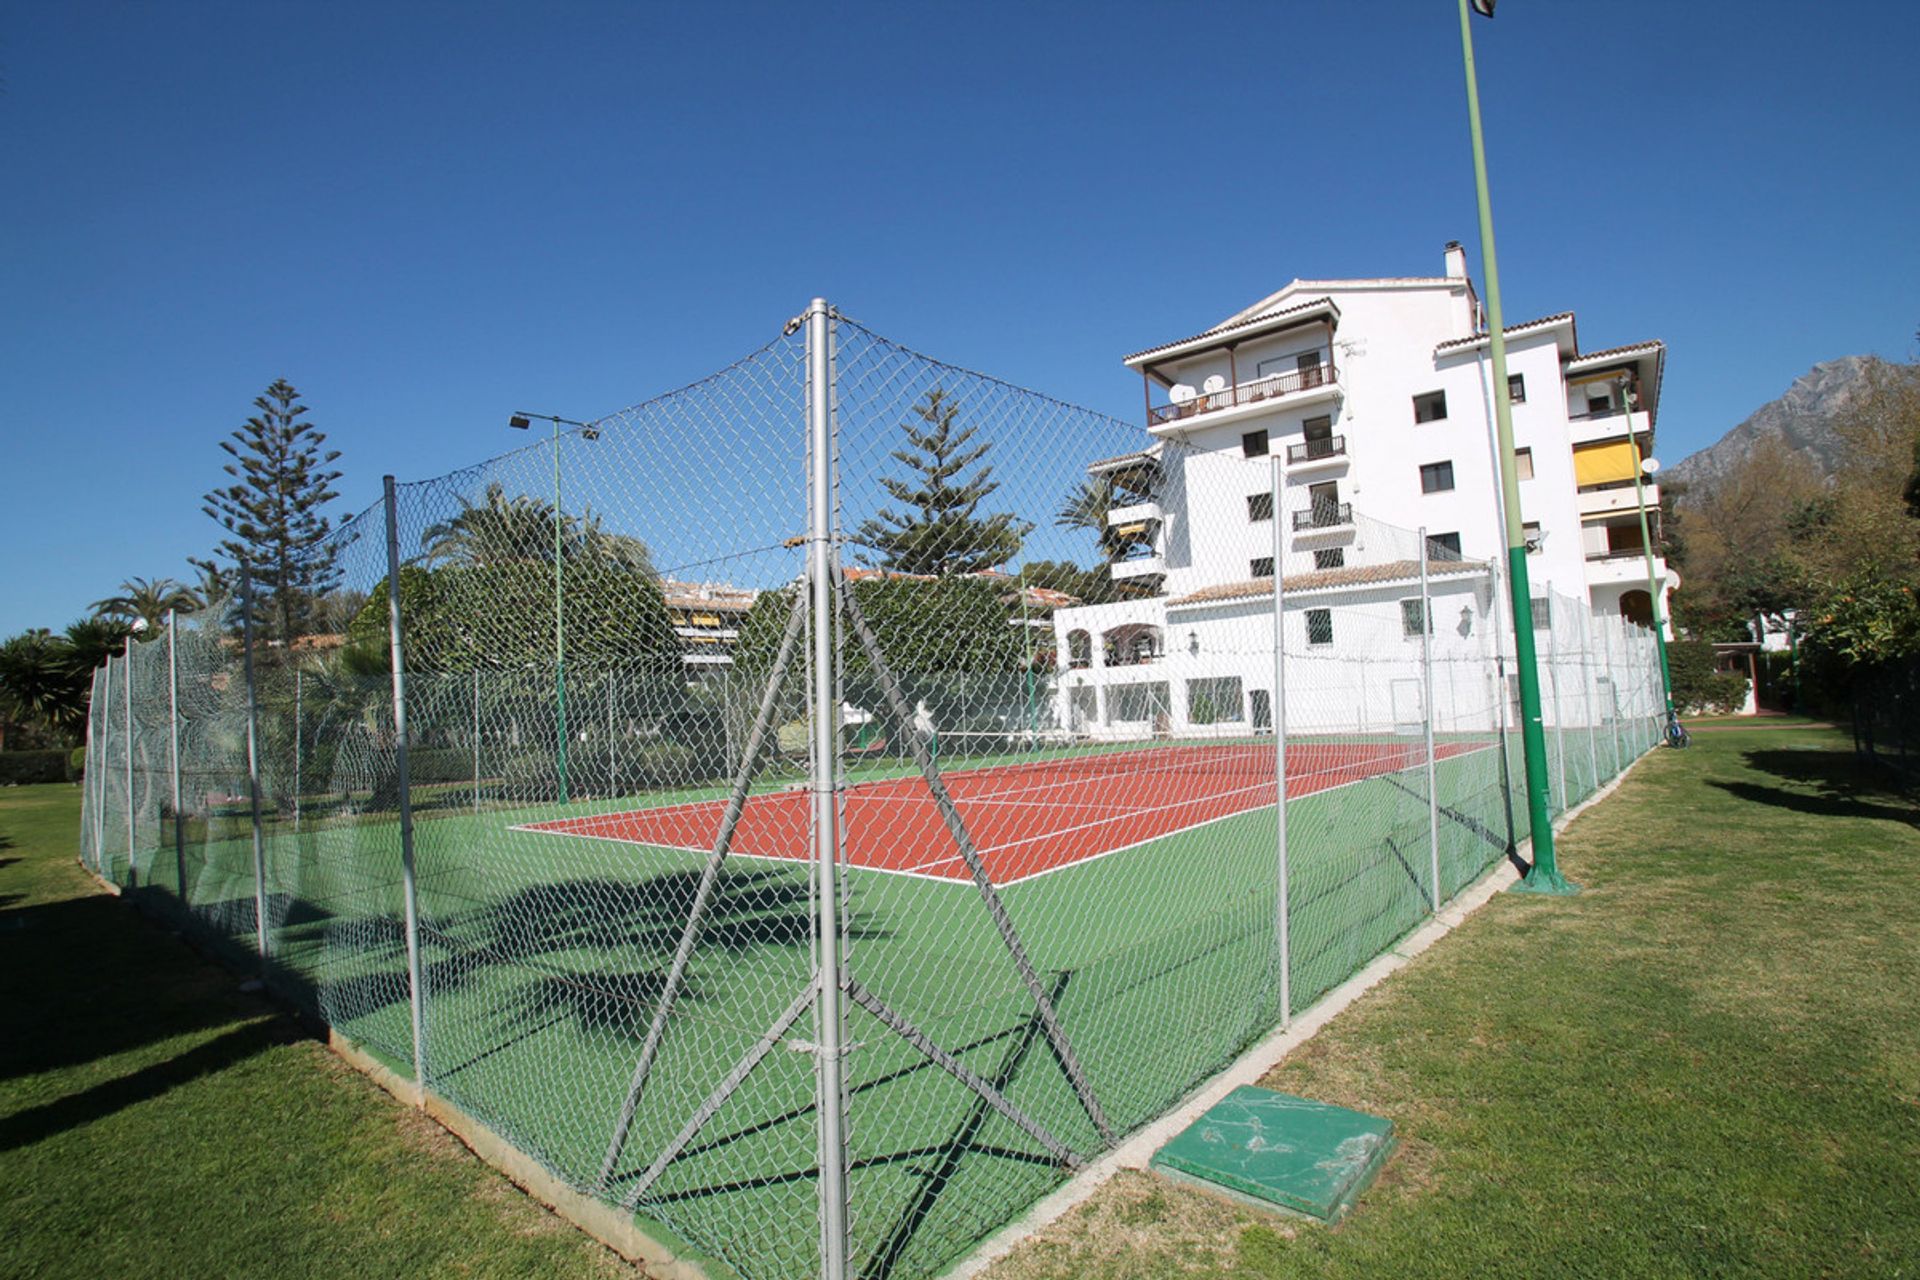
[4,0,1917,634]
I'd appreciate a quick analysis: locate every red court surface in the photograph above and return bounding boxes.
[520,740,1492,887]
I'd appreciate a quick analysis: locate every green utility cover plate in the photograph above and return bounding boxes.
[1150,1086,1394,1223]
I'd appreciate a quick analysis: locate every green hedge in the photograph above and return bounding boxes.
[0,749,75,785]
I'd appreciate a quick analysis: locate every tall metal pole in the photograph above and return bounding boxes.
[1458,0,1574,892]
[1620,378,1677,728]
[168,610,186,899]
[1419,529,1441,912]
[239,566,271,958]
[292,668,303,832]
[552,419,571,804]
[472,668,483,815]
[384,476,430,1091]
[606,671,618,798]
[1579,610,1601,791]
[1269,457,1291,1027]
[806,298,849,1280]
[94,660,110,873]
[123,635,136,887]
[1605,615,1623,775]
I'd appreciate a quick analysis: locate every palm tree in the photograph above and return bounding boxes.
[0,630,80,745]
[1056,477,1125,560]
[420,482,577,567]
[91,577,198,631]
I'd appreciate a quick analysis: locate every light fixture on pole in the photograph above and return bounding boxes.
[1457,0,1574,895]
[508,410,602,805]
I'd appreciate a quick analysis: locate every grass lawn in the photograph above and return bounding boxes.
[983,722,1920,1279]
[0,782,640,1280]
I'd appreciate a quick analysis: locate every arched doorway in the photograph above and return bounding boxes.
[1620,589,1652,628]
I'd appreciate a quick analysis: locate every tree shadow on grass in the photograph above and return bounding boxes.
[0,1018,299,1153]
[1710,749,1920,826]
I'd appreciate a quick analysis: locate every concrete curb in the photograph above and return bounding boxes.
[940,744,1657,1280]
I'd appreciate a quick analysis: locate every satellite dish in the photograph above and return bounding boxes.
[1201,374,1227,395]
[1169,384,1196,405]
[1641,457,1661,475]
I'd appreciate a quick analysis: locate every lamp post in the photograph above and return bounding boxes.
[1618,378,1677,729]
[508,411,602,805]
[1456,0,1575,894]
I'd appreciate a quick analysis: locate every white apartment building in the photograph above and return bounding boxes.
[1052,242,1673,739]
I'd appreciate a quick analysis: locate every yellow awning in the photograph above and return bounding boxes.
[1573,439,1640,487]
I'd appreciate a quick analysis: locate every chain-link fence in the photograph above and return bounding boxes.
[75,302,1665,1280]
[1852,658,1920,781]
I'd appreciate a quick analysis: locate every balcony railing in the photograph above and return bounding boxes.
[1586,548,1647,562]
[1286,434,1347,465]
[1148,363,1340,427]
[1292,502,1353,531]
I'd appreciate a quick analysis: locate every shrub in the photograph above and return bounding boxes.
[0,749,73,785]
[69,746,88,780]
[1669,639,1750,715]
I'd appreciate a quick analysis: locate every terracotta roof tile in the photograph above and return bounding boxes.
[1168,557,1488,607]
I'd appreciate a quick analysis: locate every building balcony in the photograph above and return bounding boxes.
[1577,483,1660,518]
[1110,553,1167,582]
[1107,500,1164,529]
[1291,502,1353,534]
[1584,550,1655,587]
[1285,434,1348,470]
[1147,363,1341,430]
[1569,408,1652,448]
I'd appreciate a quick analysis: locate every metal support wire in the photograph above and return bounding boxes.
[619,983,820,1209]
[596,591,809,1192]
[239,566,270,959]
[383,476,429,1090]
[837,574,1116,1146]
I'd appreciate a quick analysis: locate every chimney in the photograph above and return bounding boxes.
[1444,240,1467,280]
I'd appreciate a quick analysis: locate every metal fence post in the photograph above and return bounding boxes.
[806,298,849,1280]
[1605,615,1623,775]
[1419,528,1440,912]
[168,610,186,899]
[1545,600,1567,812]
[1579,612,1601,791]
[606,671,618,799]
[384,475,430,1092]
[93,660,110,872]
[239,566,270,959]
[472,668,482,815]
[1270,456,1291,1028]
[124,636,136,887]
[292,667,303,832]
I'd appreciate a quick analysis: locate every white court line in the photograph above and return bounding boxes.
[509,742,1503,889]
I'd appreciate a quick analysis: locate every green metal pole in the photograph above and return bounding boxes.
[553,418,571,804]
[1458,0,1574,894]
[1620,383,1677,726]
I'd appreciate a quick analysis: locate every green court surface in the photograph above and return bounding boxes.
[105,730,1553,1280]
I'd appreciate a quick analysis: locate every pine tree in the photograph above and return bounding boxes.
[193,379,346,645]
[855,388,1030,575]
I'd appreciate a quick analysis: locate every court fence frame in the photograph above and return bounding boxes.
[76,300,1666,1280]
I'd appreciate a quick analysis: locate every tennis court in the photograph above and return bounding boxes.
[518,737,1496,886]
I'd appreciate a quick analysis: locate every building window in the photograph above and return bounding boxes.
[1246,492,1274,522]
[1109,682,1170,724]
[1532,596,1551,629]
[1401,598,1430,637]
[1508,373,1527,404]
[1515,447,1535,481]
[1242,429,1269,458]
[1187,676,1245,725]
[1523,520,1543,552]
[1427,532,1462,558]
[1066,629,1092,669]
[1306,608,1334,646]
[1250,556,1275,578]
[1420,461,1456,493]
[1314,547,1346,570]
[1414,390,1448,423]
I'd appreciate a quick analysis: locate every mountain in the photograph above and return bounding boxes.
[1668,356,1883,495]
